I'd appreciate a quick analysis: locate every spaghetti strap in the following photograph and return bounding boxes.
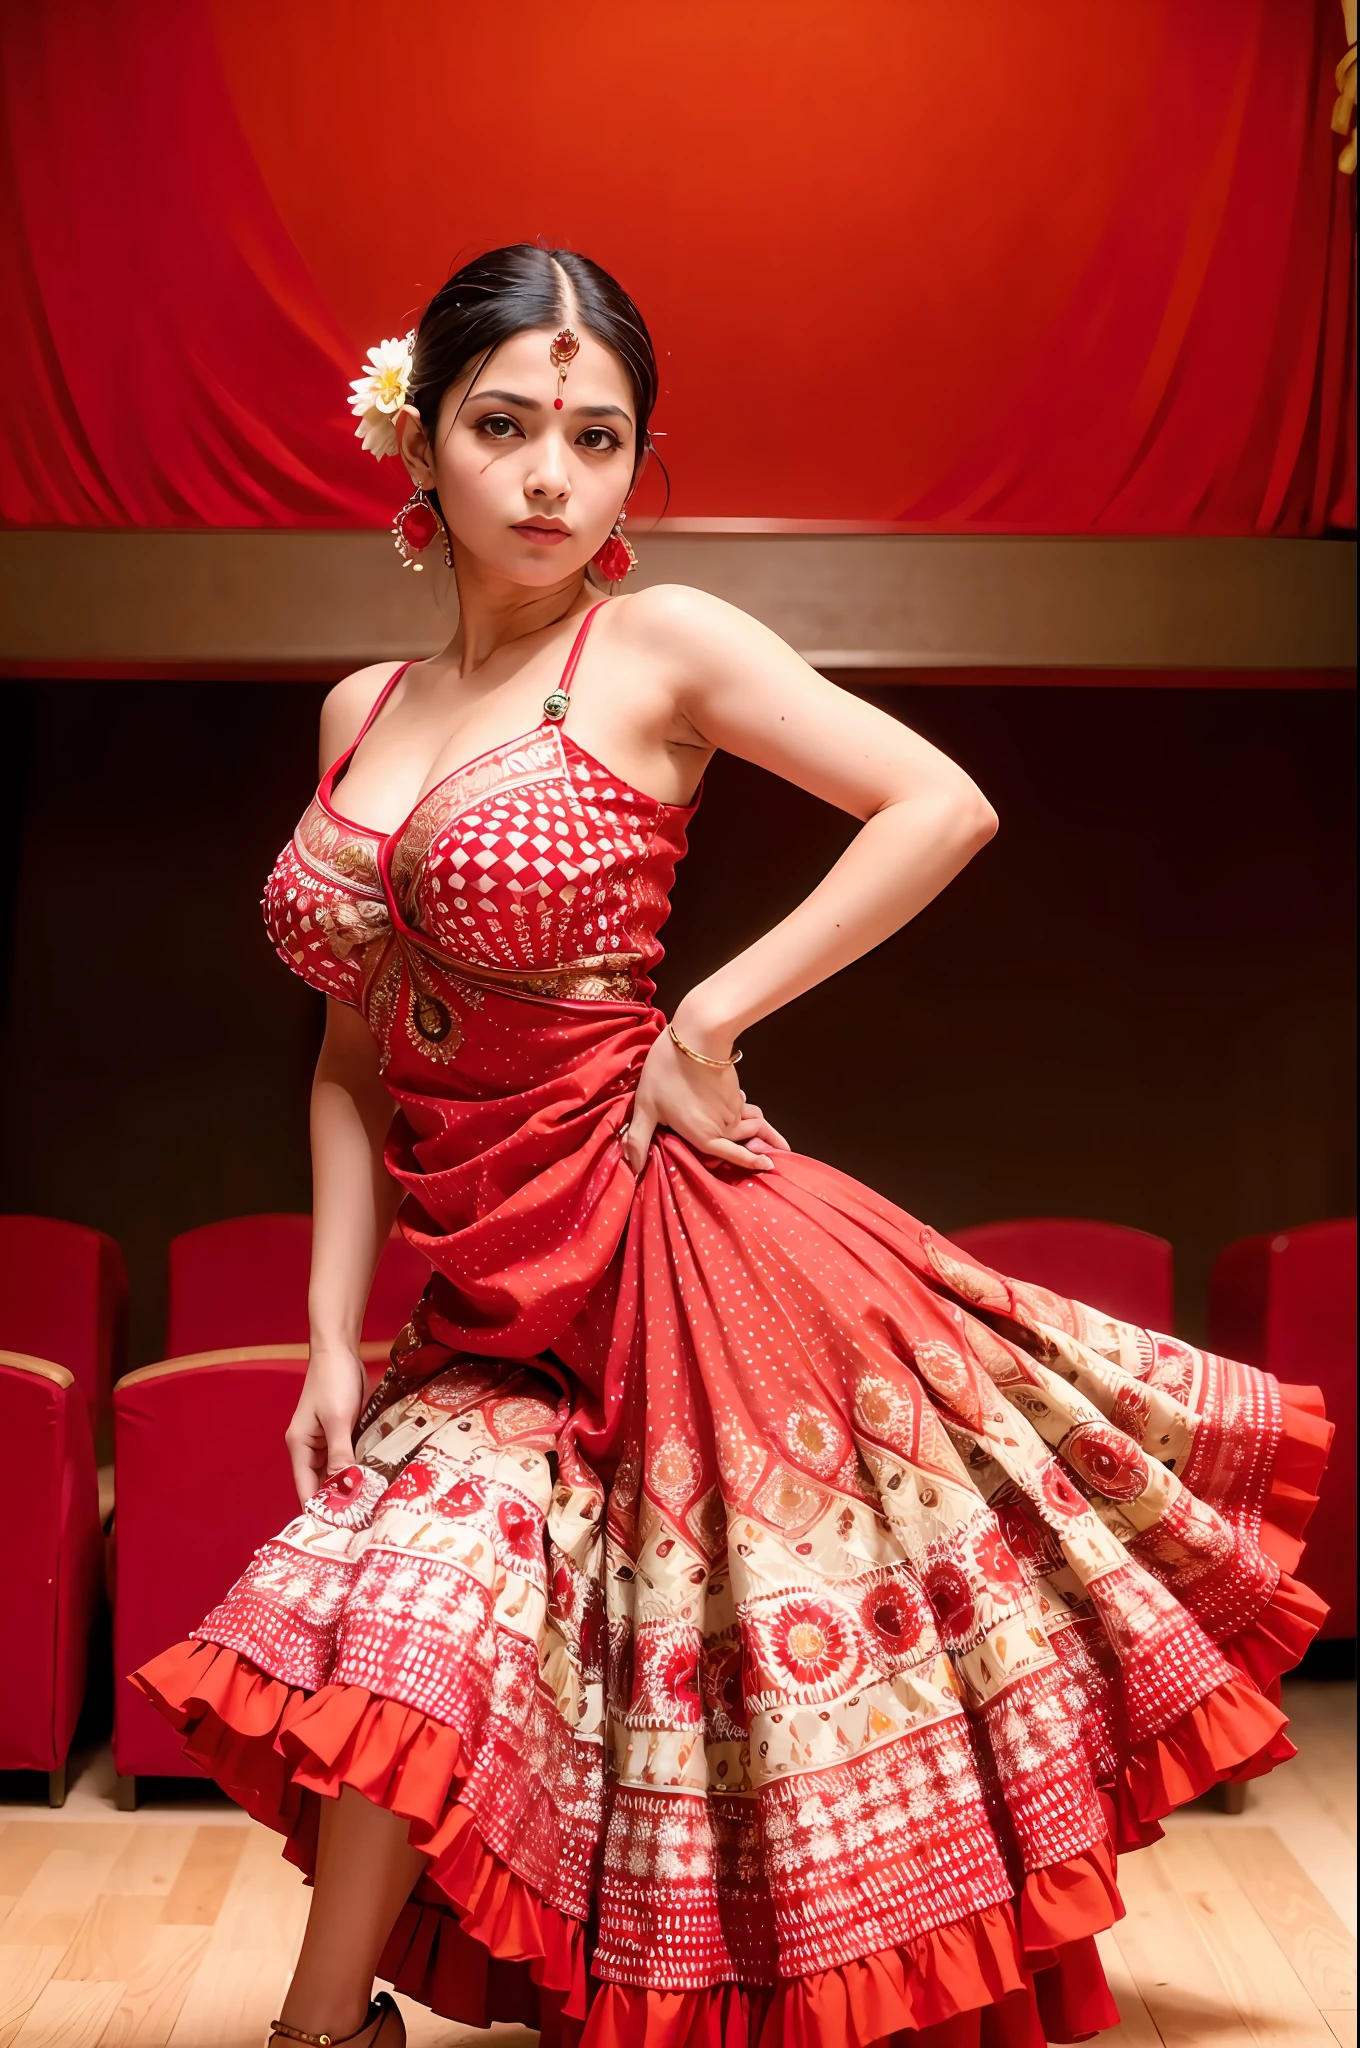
[558,602,609,700]
[541,601,607,728]
[322,660,415,793]
[351,660,415,753]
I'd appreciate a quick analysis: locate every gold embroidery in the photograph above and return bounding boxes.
[388,728,567,899]
[362,944,403,1060]
[398,936,642,1009]
[361,934,488,1071]
[408,988,461,1060]
[284,730,649,1066]
[315,898,392,959]
[294,800,383,894]
[402,947,484,1066]
[488,960,638,1001]
[331,841,382,887]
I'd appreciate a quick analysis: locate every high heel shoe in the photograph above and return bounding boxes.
[268,1990,404,2048]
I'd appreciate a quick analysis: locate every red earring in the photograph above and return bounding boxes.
[592,511,638,584]
[393,485,442,570]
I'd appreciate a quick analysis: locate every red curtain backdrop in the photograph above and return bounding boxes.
[1,0,1354,533]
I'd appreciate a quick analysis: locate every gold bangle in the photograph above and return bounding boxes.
[667,1020,742,1068]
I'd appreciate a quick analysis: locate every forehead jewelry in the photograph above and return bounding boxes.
[549,326,580,408]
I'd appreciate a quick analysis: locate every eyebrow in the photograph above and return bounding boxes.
[469,388,633,423]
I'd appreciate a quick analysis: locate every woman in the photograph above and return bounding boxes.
[135,246,1330,2048]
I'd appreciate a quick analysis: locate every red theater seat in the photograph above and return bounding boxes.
[112,1341,390,1797]
[0,1350,104,1804]
[0,1214,128,1432]
[1209,1221,1356,1640]
[164,1214,431,1357]
[949,1217,1175,1333]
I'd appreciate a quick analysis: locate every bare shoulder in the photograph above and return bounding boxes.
[611,582,761,662]
[609,582,812,716]
[317,660,405,774]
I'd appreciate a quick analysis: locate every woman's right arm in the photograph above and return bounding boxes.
[285,998,401,1504]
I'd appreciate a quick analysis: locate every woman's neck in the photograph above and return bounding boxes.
[444,553,594,677]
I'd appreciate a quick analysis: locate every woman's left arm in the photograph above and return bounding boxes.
[622,586,998,1175]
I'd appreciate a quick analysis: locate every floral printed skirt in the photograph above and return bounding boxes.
[134,1145,1331,2048]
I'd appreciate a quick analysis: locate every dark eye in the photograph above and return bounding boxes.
[476,413,521,440]
[577,427,621,452]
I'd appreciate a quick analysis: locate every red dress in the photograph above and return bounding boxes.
[135,605,1331,2048]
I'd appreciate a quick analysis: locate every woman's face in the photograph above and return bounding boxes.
[405,326,637,586]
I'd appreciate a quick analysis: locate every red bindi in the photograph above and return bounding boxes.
[554,398,563,409]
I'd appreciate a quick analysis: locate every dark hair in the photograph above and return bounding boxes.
[410,244,658,477]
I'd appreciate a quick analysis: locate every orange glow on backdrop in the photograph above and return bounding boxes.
[211,1,1162,518]
[1,0,1354,530]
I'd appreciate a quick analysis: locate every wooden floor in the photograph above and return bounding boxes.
[0,1682,1353,2048]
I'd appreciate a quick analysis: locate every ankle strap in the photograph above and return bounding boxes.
[270,1992,395,2046]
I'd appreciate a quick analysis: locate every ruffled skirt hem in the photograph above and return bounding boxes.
[1260,1383,1333,1576]
[131,1606,1313,2048]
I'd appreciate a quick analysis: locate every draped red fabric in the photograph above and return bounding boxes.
[894,2,1358,534]
[0,0,1353,532]
[0,0,388,527]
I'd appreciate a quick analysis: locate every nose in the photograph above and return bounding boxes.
[524,428,572,507]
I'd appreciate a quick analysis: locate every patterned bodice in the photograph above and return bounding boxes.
[264,607,695,1043]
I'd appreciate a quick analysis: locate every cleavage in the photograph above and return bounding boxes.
[336,685,554,838]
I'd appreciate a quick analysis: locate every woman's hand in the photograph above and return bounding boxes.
[285,1346,368,1505]
[622,1017,791,1176]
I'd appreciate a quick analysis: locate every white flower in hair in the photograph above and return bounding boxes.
[348,332,418,459]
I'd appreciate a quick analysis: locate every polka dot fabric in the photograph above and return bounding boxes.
[140,609,1332,2048]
